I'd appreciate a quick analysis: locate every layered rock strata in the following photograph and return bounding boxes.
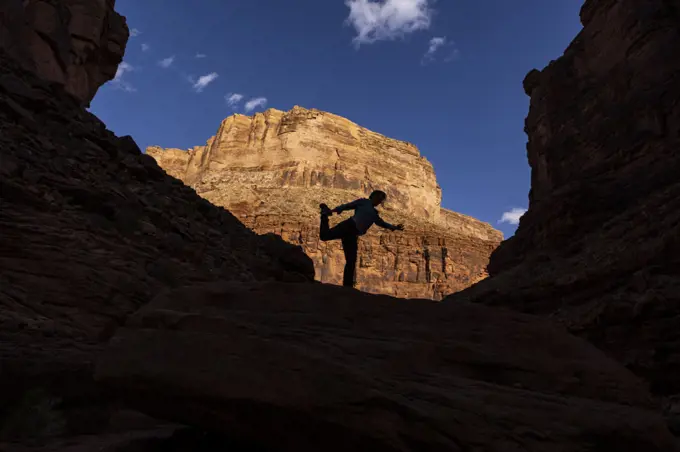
[148,108,502,300]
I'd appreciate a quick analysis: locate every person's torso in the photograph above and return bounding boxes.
[351,199,379,234]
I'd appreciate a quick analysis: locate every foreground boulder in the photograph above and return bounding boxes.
[96,282,676,451]
[446,0,680,396]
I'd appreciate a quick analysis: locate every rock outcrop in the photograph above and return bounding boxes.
[96,282,677,452]
[446,0,680,397]
[0,51,313,438]
[0,0,128,104]
[148,108,502,300]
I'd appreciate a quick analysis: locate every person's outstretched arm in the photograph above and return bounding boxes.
[333,199,362,213]
[376,216,404,231]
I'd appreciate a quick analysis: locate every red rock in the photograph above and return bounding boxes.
[95,282,677,452]
[0,0,129,104]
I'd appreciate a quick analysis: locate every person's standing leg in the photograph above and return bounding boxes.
[319,214,359,287]
[341,233,358,287]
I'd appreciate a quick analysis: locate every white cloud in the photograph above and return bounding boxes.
[158,56,175,68]
[114,62,133,80]
[141,43,150,52]
[422,36,446,62]
[112,69,135,92]
[112,61,136,92]
[195,53,207,59]
[499,208,527,226]
[345,0,433,46]
[226,93,244,108]
[422,36,461,64]
[130,28,141,37]
[192,72,219,92]
[244,97,268,112]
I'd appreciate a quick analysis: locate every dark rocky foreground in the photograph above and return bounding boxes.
[1,0,679,450]
[94,282,676,452]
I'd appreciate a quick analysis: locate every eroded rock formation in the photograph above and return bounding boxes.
[446,0,680,397]
[0,0,129,104]
[0,51,312,438]
[148,107,502,300]
[95,282,677,452]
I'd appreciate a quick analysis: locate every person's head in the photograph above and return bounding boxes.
[369,190,387,206]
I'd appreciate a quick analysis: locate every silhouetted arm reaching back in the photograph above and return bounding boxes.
[376,216,404,231]
[333,199,362,214]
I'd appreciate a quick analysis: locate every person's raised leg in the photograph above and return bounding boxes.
[341,234,358,287]
[321,214,356,242]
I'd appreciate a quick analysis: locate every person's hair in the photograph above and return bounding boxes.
[369,190,387,201]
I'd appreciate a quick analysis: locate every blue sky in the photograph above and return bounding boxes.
[90,0,583,238]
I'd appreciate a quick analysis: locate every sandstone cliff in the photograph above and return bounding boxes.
[148,107,502,300]
[447,0,680,399]
[0,0,128,104]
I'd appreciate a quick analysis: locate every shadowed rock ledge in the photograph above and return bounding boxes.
[95,282,677,452]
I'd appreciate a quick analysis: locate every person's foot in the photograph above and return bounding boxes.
[319,203,332,216]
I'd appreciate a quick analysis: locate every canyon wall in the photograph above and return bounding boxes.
[3,0,679,449]
[0,30,312,440]
[148,107,502,300]
[447,0,680,397]
[0,0,128,104]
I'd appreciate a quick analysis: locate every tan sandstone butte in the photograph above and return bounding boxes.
[148,106,503,300]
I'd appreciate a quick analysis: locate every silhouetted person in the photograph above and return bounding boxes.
[319,190,404,288]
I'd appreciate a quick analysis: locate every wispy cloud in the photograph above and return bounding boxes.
[114,62,133,80]
[130,28,141,37]
[345,0,433,46]
[141,43,150,52]
[444,47,461,62]
[422,36,460,64]
[195,53,207,59]
[111,61,136,92]
[226,93,244,109]
[422,36,446,63]
[192,72,219,92]
[244,97,268,113]
[499,208,527,226]
[158,56,175,68]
